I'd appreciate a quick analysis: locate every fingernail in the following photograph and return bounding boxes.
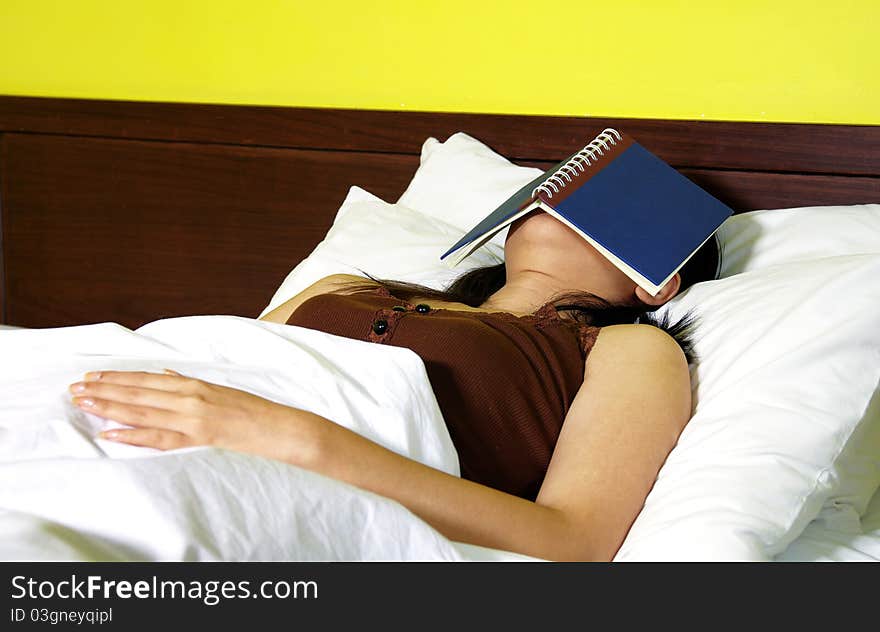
[99,430,119,440]
[69,382,86,393]
[75,397,95,408]
[84,372,102,381]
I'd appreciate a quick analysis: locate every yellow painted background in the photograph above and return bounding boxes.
[0,1,876,124]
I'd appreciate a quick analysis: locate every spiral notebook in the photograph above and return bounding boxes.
[440,129,733,296]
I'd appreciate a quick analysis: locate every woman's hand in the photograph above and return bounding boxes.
[68,369,313,464]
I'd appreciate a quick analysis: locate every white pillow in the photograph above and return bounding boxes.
[718,204,880,276]
[620,254,880,560]
[715,205,880,527]
[397,132,543,250]
[263,131,880,560]
[260,186,502,318]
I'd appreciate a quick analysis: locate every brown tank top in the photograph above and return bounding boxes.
[286,286,599,500]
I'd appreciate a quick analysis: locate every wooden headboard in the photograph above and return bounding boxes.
[2,96,878,329]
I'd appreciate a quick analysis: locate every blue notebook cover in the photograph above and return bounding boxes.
[441,131,733,294]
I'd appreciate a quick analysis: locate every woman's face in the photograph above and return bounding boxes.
[503,210,641,304]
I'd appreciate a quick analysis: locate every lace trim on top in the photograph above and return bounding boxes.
[370,286,599,356]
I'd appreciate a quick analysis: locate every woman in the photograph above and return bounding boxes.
[66,209,719,561]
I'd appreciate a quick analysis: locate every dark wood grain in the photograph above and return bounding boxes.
[2,96,879,175]
[680,169,880,211]
[2,133,418,328]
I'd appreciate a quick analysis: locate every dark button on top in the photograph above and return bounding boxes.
[415,304,431,314]
[391,305,407,312]
[371,319,388,335]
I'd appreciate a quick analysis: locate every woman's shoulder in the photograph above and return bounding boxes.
[588,323,689,371]
[579,324,692,417]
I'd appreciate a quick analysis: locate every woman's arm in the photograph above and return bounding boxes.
[69,324,691,561]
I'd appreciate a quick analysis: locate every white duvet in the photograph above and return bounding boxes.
[0,316,528,561]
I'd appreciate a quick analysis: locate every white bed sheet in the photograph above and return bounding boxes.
[774,488,880,562]
[1,317,877,562]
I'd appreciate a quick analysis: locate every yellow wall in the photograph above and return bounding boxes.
[1,1,876,124]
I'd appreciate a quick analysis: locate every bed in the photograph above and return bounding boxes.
[1,96,878,561]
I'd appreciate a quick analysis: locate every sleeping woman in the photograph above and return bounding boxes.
[65,208,720,561]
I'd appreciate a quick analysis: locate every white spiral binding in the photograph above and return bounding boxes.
[532,128,622,199]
